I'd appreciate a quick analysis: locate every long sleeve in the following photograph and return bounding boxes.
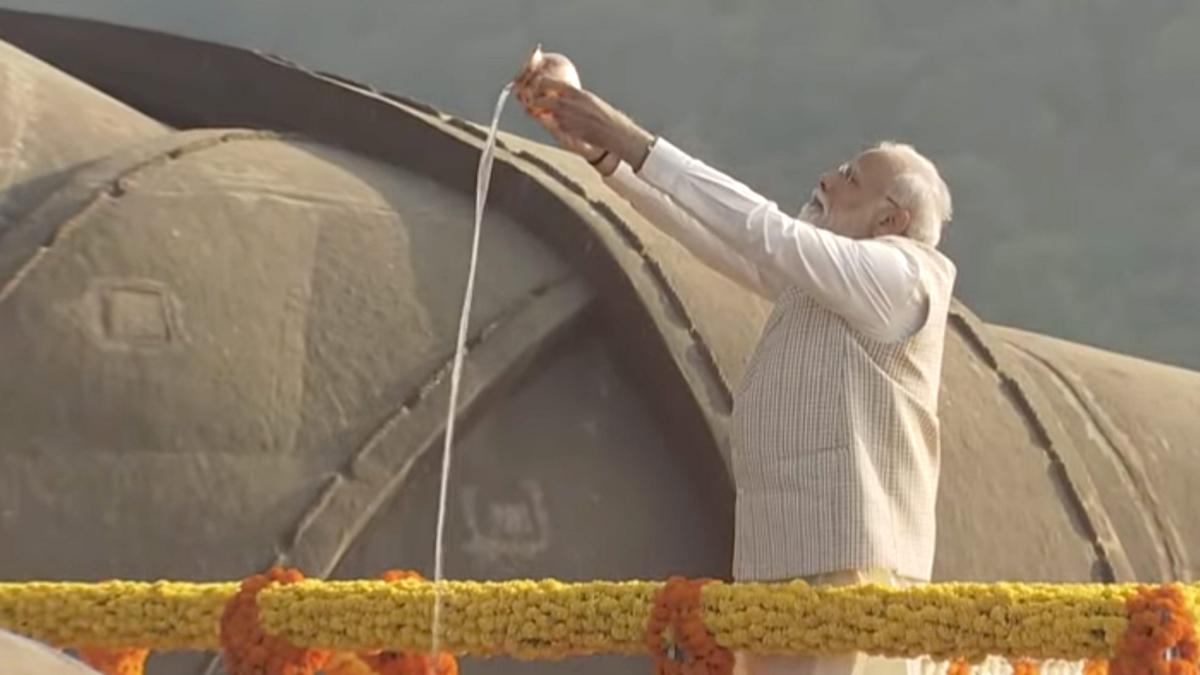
[602,162,771,298]
[636,138,928,342]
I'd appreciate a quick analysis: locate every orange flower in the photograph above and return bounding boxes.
[946,659,971,675]
[646,577,733,675]
[1011,659,1039,675]
[219,566,332,675]
[76,646,148,675]
[378,570,424,583]
[359,651,458,675]
[323,652,376,675]
[1111,585,1198,675]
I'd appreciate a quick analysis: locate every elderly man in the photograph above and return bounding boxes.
[518,62,955,675]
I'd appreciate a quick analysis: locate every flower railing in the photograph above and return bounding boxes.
[0,568,1196,675]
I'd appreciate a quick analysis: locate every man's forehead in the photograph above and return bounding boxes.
[851,148,910,177]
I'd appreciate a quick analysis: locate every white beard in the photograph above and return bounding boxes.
[798,200,830,229]
[799,198,879,239]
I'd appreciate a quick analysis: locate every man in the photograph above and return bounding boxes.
[517,61,956,675]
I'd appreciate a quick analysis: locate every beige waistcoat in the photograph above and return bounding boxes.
[730,236,957,582]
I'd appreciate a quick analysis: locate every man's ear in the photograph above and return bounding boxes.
[874,207,911,238]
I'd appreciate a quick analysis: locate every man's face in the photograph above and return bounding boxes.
[799,149,908,239]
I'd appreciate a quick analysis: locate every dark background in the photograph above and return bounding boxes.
[5,0,1197,369]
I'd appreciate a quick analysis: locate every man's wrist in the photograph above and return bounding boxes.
[613,123,656,173]
[592,151,620,177]
[629,130,655,173]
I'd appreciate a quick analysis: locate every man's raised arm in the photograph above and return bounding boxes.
[601,161,772,298]
[529,79,928,342]
[632,138,925,342]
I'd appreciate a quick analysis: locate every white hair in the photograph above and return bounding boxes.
[875,141,953,246]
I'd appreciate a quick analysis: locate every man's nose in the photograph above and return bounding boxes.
[819,172,835,194]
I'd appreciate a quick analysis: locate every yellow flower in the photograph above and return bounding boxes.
[0,578,1196,664]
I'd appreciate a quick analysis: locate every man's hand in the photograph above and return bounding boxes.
[520,91,620,174]
[513,51,620,173]
[541,119,605,161]
[528,78,656,172]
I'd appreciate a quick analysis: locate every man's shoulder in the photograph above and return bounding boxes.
[877,235,956,286]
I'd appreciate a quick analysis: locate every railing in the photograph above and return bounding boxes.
[0,568,1195,675]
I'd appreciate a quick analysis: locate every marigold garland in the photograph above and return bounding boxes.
[219,567,332,675]
[325,652,378,675]
[1110,585,1198,675]
[2,578,1198,662]
[351,571,457,675]
[1010,659,1039,675]
[646,577,734,675]
[946,659,971,675]
[69,577,151,675]
[75,646,149,675]
[1085,660,1111,675]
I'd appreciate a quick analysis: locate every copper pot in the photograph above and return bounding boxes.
[515,44,580,119]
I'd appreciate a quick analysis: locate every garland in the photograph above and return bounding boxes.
[947,659,971,675]
[70,579,150,675]
[1111,585,1197,675]
[219,567,331,675]
[646,577,733,675]
[1,578,1198,664]
[218,568,458,675]
[325,653,378,675]
[75,646,148,675]
[343,570,458,675]
[1010,659,1039,675]
[935,585,1199,675]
